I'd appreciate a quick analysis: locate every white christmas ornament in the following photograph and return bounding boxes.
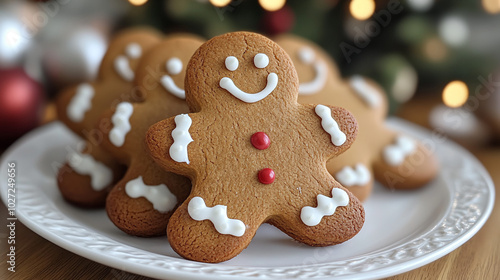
[0,12,31,68]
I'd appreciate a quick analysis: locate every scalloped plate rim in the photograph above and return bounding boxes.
[0,118,495,280]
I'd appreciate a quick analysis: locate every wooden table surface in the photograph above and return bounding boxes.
[1,102,499,280]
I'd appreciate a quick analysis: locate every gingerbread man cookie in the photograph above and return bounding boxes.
[56,28,162,207]
[147,32,364,263]
[99,35,203,237]
[276,35,438,201]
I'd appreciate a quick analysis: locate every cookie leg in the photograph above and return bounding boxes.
[106,161,190,237]
[57,146,123,208]
[167,194,264,263]
[268,186,364,247]
[374,138,439,190]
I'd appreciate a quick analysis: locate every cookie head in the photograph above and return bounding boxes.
[185,32,299,112]
[134,35,205,100]
[98,28,162,82]
[275,35,340,96]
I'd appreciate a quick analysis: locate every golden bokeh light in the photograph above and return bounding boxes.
[443,81,469,108]
[128,0,148,6]
[423,37,448,62]
[350,0,375,20]
[259,0,286,12]
[482,0,500,14]
[210,0,232,8]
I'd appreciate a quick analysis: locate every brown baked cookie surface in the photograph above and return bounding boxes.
[276,35,439,202]
[100,35,204,237]
[147,32,364,263]
[55,28,162,207]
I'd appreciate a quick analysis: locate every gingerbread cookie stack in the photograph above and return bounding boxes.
[56,28,162,207]
[100,35,204,237]
[276,35,439,201]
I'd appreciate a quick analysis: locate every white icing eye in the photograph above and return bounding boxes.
[254,53,269,68]
[298,47,315,64]
[225,56,239,71]
[126,43,142,59]
[166,57,183,75]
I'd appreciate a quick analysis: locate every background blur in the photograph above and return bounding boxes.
[1,0,500,150]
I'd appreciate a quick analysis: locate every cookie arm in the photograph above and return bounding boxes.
[146,114,197,177]
[305,104,358,159]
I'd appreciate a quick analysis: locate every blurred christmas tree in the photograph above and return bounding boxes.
[125,0,500,113]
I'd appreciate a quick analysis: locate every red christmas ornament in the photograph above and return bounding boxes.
[0,68,45,143]
[251,132,271,150]
[262,5,295,35]
[258,168,275,184]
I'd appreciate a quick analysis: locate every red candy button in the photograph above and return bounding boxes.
[251,132,270,150]
[258,168,275,184]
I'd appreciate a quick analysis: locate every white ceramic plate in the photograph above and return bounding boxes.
[0,119,495,280]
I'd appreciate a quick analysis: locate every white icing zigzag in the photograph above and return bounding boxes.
[125,176,177,213]
[301,188,349,227]
[349,75,381,108]
[169,114,193,164]
[335,163,371,187]
[188,196,246,237]
[315,104,346,146]
[383,136,417,166]
[109,102,134,147]
[67,83,94,122]
[67,149,112,191]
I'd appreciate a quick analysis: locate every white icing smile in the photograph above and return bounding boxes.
[297,47,327,95]
[114,43,142,82]
[349,75,381,108]
[161,57,186,99]
[219,53,278,103]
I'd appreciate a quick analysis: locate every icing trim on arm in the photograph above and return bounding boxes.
[169,114,194,164]
[383,136,417,166]
[335,163,371,187]
[109,102,134,147]
[67,83,94,122]
[125,176,177,213]
[188,196,246,237]
[67,148,112,191]
[315,104,347,146]
[349,75,381,108]
[301,188,349,227]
